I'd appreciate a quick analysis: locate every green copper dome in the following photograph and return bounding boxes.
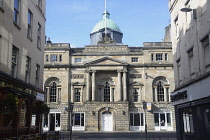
[91,11,121,34]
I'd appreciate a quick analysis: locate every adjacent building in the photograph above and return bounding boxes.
[169,0,210,139]
[0,0,46,138]
[43,10,176,132]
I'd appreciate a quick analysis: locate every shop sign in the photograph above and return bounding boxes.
[36,92,44,101]
[147,103,152,111]
[171,90,187,102]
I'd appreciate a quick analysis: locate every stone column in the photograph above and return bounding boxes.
[110,88,113,102]
[46,87,49,103]
[92,70,96,101]
[86,71,90,101]
[117,70,122,101]
[123,70,127,101]
[71,86,74,102]
[154,86,158,102]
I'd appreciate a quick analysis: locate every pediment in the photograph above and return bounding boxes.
[129,81,144,86]
[85,56,128,66]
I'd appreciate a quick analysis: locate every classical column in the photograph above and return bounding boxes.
[110,88,113,102]
[117,70,122,101]
[86,71,90,101]
[92,70,96,101]
[123,70,127,101]
[154,86,158,102]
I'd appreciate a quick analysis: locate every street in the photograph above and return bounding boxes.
[54,131,177,140]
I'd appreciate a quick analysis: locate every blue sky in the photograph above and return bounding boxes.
[46,0,170,47]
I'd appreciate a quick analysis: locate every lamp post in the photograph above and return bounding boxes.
[142,100,147,140]
[69,102,74,140]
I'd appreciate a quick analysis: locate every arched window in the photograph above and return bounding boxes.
[157,81,164,102]
[152,76,170,102]
[50,82,57,102]
[104,82,110,102]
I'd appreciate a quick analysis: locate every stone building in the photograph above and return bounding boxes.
[0,0,46,138]
[169,0,210,139]
[43,10,176,132]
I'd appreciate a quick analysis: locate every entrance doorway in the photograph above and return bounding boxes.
[50,114,55,131]
[102,111,113,131]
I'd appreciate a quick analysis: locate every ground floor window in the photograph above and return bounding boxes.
[130,112,144,130]
[182,108,194,134]
[154,112,173,131]
[73,112,85,130]
[42,112,61,131]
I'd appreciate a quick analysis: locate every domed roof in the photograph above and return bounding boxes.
[91,11,121,34]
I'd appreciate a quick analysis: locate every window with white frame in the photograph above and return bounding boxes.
[130,113,144,127]
[157,81,164,102]
[131,57,138,62]
[25,56,31,83]
[11,46,18,77]
[154,112,172,127]
[201,35,210,67]
[73,113,84,127]
[75,58,81,63]
[156,53,163,61]
[50,82,57,102]
[183,108,194,134]
[37,23,41,48]
[133,89,139,102]
[27,10,33,38]
[35,64,40,87]
[74,88,81,102]
[188,48,194,75]
[14,0,20,25]
[104,82,110,102]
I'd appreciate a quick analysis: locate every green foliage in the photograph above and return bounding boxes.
[34,103,50,114]
[0,93,19,113]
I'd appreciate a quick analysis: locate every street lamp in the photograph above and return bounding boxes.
[69,102,74,140]
[142,100,147,140]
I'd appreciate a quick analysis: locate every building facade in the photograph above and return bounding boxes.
[169,0,210,139]
[43,10,176,132]
[0,0,46,138]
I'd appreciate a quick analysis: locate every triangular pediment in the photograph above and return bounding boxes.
[85,56,128,66]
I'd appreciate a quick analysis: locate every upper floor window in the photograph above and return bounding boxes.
[50,54,57,62]
[201,35,210,67]
[74,88,81,102]
[75,58,81,63]
[45,54,49,62]
[38,0,42,9]
[35,64,40,87]
[11,46,18,77]
[0,0,3,8]
[151,53,154,61]
[133,89,139,102]
[14,0,20,25]
[165,53,168,61]
[104,82,110,102]
[188,48,194,75]
[59,54,62,62]
[37,23,41,49]
[25,56,31,83]
[156,53,163,61]
[27,10,33,39]
[174,16,179,38]
[131,57,138,62]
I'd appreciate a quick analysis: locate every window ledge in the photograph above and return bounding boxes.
[13,21,21,30]
[37,46,41,51]
[0,7,4,13]
[27,36,33,42]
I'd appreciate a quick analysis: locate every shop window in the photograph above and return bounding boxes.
[56,113,60,127]
[130,113,144,127]
[183,108,194,134]
[73,113,84,127]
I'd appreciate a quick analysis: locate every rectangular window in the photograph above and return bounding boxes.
[174,16,179,38]
[165,53,168,61]
[183,108,194,134]
[131,57,138,62]
[37,23,41,49]
[202,36,210,67]
[11,46,18,77]
[14,0,20,24]
[0,0,3,8]
[25,56,31,83]
[133,89,139,102]
[130,113,144,127]
[43,114,48,127]
[50,54,57,62]
[154,113,159,126]
[156,53,163,61]
[75,58,81,63]
[35,64,40,87]
[177,59,181,84]
[188,48,194,75]
[27,10,33,38]
[45,54,49,62]
[167,113,172,127]
[38,0,42,9]
[59,54,62,62]
[74,88,81,102]
[73,113,84,127]
[151,53,154,61]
